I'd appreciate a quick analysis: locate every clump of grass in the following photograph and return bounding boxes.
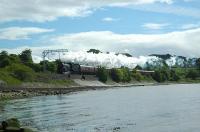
[48,79,75,86]
[0,70,21,86]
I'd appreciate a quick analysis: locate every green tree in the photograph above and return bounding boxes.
[87,49,102,54]
[26,63,42,72]
[55,60,63,74]
[0,51,11,68]
[9,54,21,63]
[153,68,170,82]
[170,69,180,81]
[196,58,200,71]
[135,65,142,70]
[19,49,33,64]
[97,67,108,83]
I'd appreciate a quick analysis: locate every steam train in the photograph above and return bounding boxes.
[61,62,155,76]
[61,62,98,75]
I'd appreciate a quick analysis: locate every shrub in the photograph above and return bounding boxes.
[97,67,108,83]
[170,70,180,81]
[121,67,131,82]
[5,64,35,81]
[186,69,199,80]
[0,70,21,85]
[132,69,143,81]
[153,68,170,82]
[110,68,123,83]
[26,63,42,72]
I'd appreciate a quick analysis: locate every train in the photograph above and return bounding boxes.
[61,62,155,76]
[62,62,98,75]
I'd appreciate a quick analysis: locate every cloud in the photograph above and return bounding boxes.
[50,28,200,57]
[181,23,200,30]
[142,23,169,30]
[0,0,173,22]
[102,17,119,22]
[0,27,54,40]
[130,4,200,19]
[2,27,200,62]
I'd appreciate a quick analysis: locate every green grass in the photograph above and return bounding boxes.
[48,79,75,86]
[0,70,21,86]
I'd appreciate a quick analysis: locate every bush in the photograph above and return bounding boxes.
[110,68,123,83]
[186,69,199,80]
[26,63,42,72]
[153,68,170,82]
[170,70,180,81]
[0,58,11,68]
[121,67,131,82]
[132,69,143,81]
[5,64,35,81]
[97,67,108,83]
[0,70,21,85]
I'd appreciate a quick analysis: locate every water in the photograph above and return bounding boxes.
[1,84,200,132]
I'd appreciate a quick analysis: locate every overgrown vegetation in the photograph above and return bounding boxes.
[97,63,200,83]
[1,49,200,85]
[0,49,73,86]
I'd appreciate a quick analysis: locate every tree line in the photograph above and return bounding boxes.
[1,49,200,85]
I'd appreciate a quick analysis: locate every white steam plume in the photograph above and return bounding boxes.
[60,51,160,69]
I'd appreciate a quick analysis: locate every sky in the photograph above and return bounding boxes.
[0,0,200,61]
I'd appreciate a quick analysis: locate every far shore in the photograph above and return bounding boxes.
[1,82,200,101]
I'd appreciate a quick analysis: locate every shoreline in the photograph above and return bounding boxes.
[0,82,199,101]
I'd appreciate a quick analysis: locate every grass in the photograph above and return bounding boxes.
[48,79,76,86]
[0,70,21,86]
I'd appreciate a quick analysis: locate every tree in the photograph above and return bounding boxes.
[196,58,200,71]
[55,60,63,74]
[170,70,180,81]
[87,49,102,54]
[0,51,11,68]
[40,60,57,73]
[9,54,20,63]
[135,65,142,70]
[97,67,108,83]
[153,68,170,82]
[0,58,11,68]
[19,49,33,64]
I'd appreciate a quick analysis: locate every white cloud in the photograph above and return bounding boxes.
[181,23,200,30]
[130,4,200,19]
[142,23,169,30]
[102,17,119,22]
[50,28,200,57]
[0,0,173,22]
[2,27,200,62]
[0,27,54,40]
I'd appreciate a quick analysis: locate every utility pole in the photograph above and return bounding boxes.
[42,49,68,72]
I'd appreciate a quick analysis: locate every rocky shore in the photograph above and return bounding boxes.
[0,82,155,100]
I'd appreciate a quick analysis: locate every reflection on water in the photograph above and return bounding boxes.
[1,84,200,132]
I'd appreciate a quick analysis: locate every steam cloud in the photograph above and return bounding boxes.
[60,51,160,69]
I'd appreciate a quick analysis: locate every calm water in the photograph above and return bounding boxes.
[1,84,200,132]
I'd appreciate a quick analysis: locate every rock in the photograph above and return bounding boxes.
[4,118,21,128]
[1,118,34,132]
